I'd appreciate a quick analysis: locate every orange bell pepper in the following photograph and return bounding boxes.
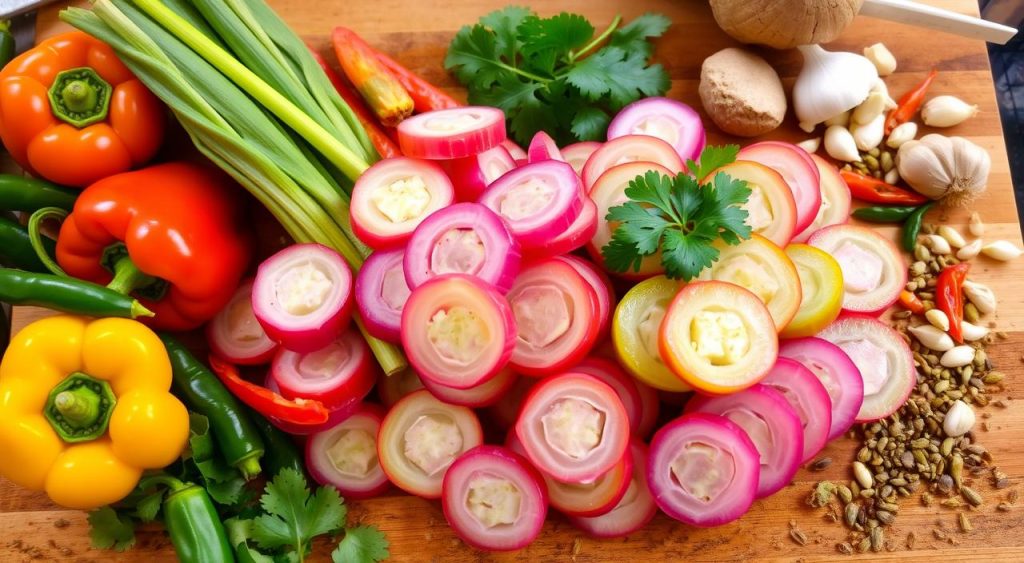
[55,162,252,331]
[0,31,166,187]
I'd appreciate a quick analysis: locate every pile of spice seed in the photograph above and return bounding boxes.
[806,220,1015,555]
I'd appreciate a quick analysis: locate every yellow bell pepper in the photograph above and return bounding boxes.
[0,315,189,509]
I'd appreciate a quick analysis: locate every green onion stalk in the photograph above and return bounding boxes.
[61,0,407,374]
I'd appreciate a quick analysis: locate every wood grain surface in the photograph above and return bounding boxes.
[2,1,1023,561]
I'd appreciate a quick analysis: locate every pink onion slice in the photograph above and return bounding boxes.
[738,141,822,236]
[350,157,454,249]
[778,337,864,440]
[760,357,833,463]
[306,404,389,499]
[478,161,584,247]
[523,197,598,260]
[581,135,684,192]
[420,367,519,408]
[808,224,907,316]
[818,316,915,422]
[402,274,516,389]
[648,412,759,527]
[355,249,409,343]
[569,438,657,538]
[398,106,506,159]
[442,445,548,551]
[791,154,852,243]
[685,384,804,499]
[561,142,601,176]
[527,131,566,163]
[252,243,352,353]
[270,328,374,411]
[554,255,616,339]
[571,357,644,437]
[206,278,278,365]
[444,145,516,202]
[502,140,527,161]
[607,97,706,164]
[404,202,521,293]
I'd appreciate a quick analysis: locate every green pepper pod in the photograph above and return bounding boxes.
[248,407,304,478]
[902,202,936,252]
[0,268,153,318]
[852,205,920,223]
[0,174,78,212]
[0,215,56,272]
[0,21,14,69]
[164,482,235,563]
[160,334,265,480]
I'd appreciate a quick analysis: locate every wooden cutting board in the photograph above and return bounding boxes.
[2,1,1023,561]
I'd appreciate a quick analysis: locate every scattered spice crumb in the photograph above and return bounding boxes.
[933,529,947,540]
[1007,489,1019,503]
[958,513,973,532]
[572,537,582,558]
[997,502,1012,512]
[907,531,916,550]
[52,519,69,529]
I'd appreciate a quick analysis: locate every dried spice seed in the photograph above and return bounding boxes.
[790,528,808,546]
[870,527,884,552]
[837,542,854,555]
[941,497,963,509]
[1008,490,1019,503]
[958,513,973,532]
[810,457,833,471]
[845,503,860,527]
[837,485,854,504]
[907,531,916,550]
[922,492,934,506]
[962,486,984,506]
[857,537,872,553]
[933,529,947,540]
[997,502,1012,512]
[809,482,835,507]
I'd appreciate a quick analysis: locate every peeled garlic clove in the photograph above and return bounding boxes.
[824,125,861,162]
[870,78,898,109]
[908,324,955,352]
[796,137,821,154]
[938,225,966,248]
[924,234,951,255]
[960,321,989,342]
[943,400,975,437]
[981,240,1022,261]
[852,113,885,151]
[884,168,900,185]
[940,345,976,368]
[799,121,817,133]
[969,212,984,237]
[863,43,897,76]
[956,239,982,260]
[921,95,979,128]
[794,45,878,127]
[852,91,887,125]
[824,110,851,128]
[885,122,917,149]
[925,308,950,331]
[962,280,996,314]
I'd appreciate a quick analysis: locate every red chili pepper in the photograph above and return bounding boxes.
[841,170,930,205]
[899,290,926,315]
[208,355,329,425]
[936,262,970,344]
[332,27,414,127]
[374,51,460,113]
[311,50,403,159]
[885,69,938,134]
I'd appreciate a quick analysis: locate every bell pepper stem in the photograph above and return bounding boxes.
[54,387,102,427]
[107,255,158,295]
[47,67,112,128]
[44,372,117,442]
[27,207,68,277]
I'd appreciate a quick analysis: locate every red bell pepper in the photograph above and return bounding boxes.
[841,170,930,205]
[55,162,252,331]
[374,51,460,113]
[885,69,938,134]
[208,355,329,425]
[936,263,970,344]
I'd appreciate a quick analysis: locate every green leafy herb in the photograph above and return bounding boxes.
[332,525,391,563]
[601,145,752,281]
[445,7,671,146]
[187,413,247,505]
[252,468,347,556]
[87,507,137,552]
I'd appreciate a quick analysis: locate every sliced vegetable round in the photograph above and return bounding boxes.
[527,131,566,163]
[561,142,601,176]
[478,161,584,247]
[660,281,778,394]
[648,413,760,527]
[778,337,864,440]
[442,445,548,551]
[252,243,353,353]
[818,316,915,422]
[404,202,521,292]
[581,135,684,192]
[808,224,907,315]
[607,98,706,163]
[760,358,833,463]
[402,274,516,389]
[502,140,527,161]
[569,439,657,538]
[270,328,374,410]
[738,141,821,236]
[697,235,801,331]
[780,244,844,339]
[572,357,645,437]
[554,255,616,339]
[377,368,424,408]
[508,259,600,376]
[612,275,690,392]
[420,367,519,408]
[633,380,661,439]
[515,373,629,483]
[398,106,506,159]
[378,389,484,498]
[350,157,454,249]
[791,154,852,243]
[445,144,517,202]
[706,161,797,247]
[206,278,278,365]
[355,248,410,343]
[306,404,389,499]
[264,375,361,436]
[686,384,803,498]
[525,197,598,260]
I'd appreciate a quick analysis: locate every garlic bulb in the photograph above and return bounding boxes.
[824,125,860,162]
[886,122,917,149]
[793,45,879,129]
[922,96,978,128]
[852,113,885,151]
[863,43,897,76]
[896,134,991,206]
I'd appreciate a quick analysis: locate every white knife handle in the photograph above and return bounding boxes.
[861,0,1018,44]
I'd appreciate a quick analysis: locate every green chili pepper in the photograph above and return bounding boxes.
[902,202,936,252]
[0,174,79,212]
[0,21,14,70]
[852,205,920,223]
[0,268,153,318]
[160,334,265,480]
[141,476,234,563]
[248,407,304,478]
[0,215,56,272]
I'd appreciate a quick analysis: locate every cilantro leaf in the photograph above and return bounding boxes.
[661,228,721,281]
[605,203,670,255]
[135,490,165,523]
[517,13,594,64]
[479,6,531,63]
[444,24,509,89]
[88,507,136,552]
[570,106,610,141]
[608,13,671,58]
[686,145,741,181]
[332,526,391,563]
[252,469,347,554]
[568,47,669,109]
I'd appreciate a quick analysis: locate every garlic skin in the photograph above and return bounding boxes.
[908,324,954,352]
[793,45,879,129]
[981,240,1023,261]
[863,43,897,76]
[943,400,975,437]
[962,280,996,314]
[824,125,861,162]
[852,113,885,151]
[896,134,991,206]
[921,95,978,128]
[956,239,982,260]
[796,137,821,153]
[886,122,917,149]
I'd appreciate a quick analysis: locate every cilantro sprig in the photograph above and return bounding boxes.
[601,145,753,281]
[445,7,671,146]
